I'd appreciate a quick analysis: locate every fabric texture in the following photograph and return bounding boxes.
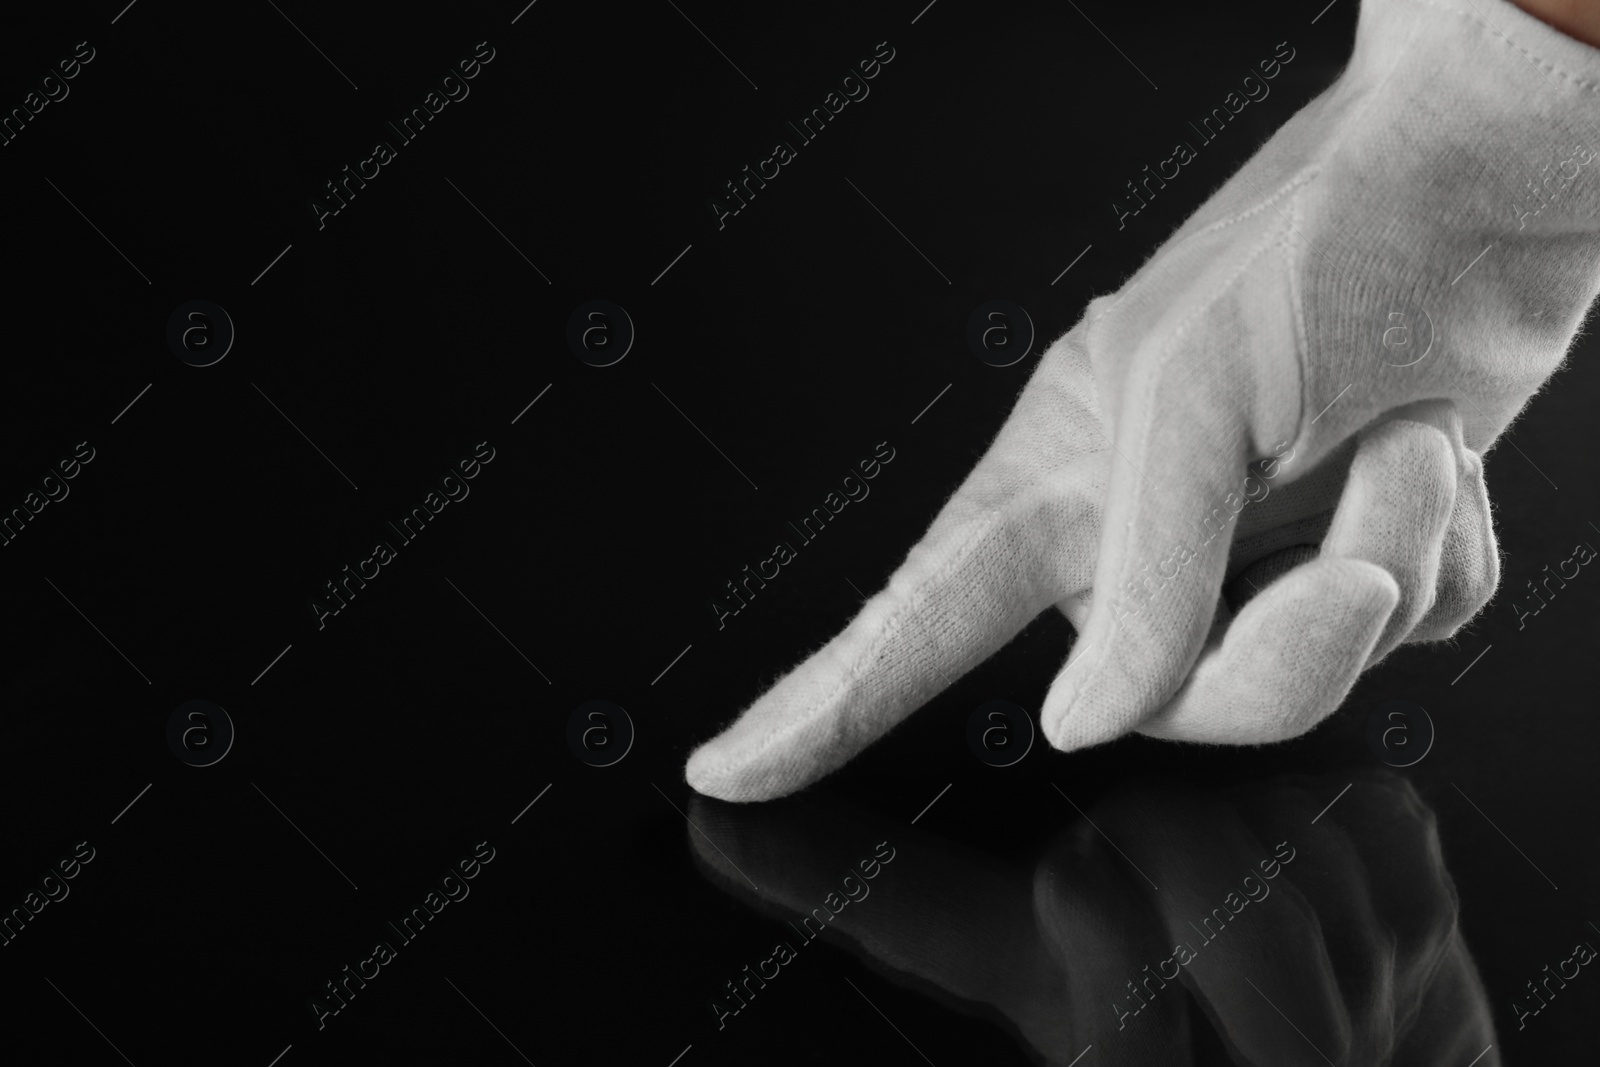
[687,0,1600,802]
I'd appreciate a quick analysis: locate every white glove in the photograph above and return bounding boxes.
[686,0,1600,802]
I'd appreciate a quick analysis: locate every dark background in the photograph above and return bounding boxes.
[0,1,1595,1063]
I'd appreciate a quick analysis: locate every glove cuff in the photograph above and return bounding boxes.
[1355,0,1600,109]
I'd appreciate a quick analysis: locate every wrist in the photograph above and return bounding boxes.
[1512,0,1600,48]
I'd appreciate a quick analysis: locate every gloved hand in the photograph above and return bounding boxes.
[686,0,1600,802]
[686,771,1497,1066]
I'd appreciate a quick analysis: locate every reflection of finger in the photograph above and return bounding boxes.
[1090,781,1351,1067]
[1410,442,1498,642]
[1137,558,1397,743]
[1031,828,1194,1066]
[1222,773,1474,1065]
[1320,400,1459,665]
[685,795,1050,1007]
[683,796,1139,1062]
[1388,936,1500,1067]
[1087,773,1482,1064]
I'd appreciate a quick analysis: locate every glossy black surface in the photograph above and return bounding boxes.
[0,2,1594,1064]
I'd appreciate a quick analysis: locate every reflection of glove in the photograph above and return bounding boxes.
[687,770,1497,1066]
[688,789,1195,1066]
[686,0,1600,802]
[1075,772,1498,1066]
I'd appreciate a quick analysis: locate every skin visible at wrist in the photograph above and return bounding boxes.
[1512,0,1600,48]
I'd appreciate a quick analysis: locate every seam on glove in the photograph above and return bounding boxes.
[1075,213,1293,714]
[1088,170,1322,331]
[1409,0,1600,96]
[1284,191,1311,459]
[1129,204,1293,511]
[726,507,1006,770]
[1180,169,1322,249]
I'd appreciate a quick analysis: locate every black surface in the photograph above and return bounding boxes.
[1,2,1595,1064]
